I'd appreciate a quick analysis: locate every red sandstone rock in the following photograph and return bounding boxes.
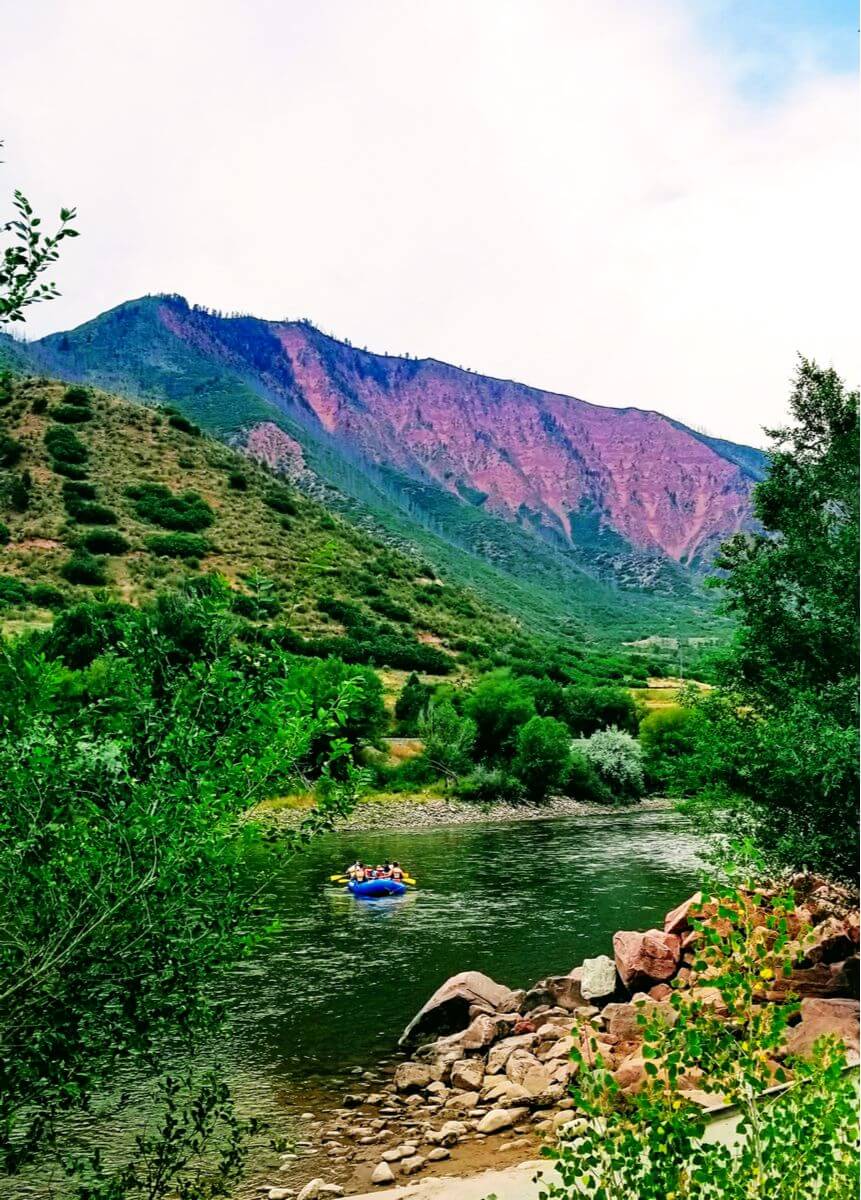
[614,929,681,990]
[664,893,703,936]
[783,998,860,1063]
[803,916,855,965]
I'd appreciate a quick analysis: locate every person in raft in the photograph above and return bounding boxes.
[346,861,407,881]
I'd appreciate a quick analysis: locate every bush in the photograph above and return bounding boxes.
[512,715,572,801]
[31,396,48,415]
[369,595,412,623]
[419,699,477,778]
[52,460,89,480]
[167,413,201,436]
[146,533,210,559]
[455,765,525,806]
[0,371,13,405]
[562,685,640,736]
[28,584,66,610]
[63,386,92,407]
[0,575,28,605]
[82,530,131,556]
[70,503,118,526]
[227,471,248,491]
[0,435,23,468]
[127,484,214,532]
[564,751,612,803]
[42,601,130,668]
[61,550,108,586]
[6,472,31,512]
[45,426,88,465]
[573,726,644,800]
[264,488,298,515]
[52,405,93,424]
[63,480,98,503]
[0,522,10,546]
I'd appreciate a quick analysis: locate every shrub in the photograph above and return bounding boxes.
[52,460,89,480]
[512,715,572,801]
[45,426,88,465]
[127,484,214,532]
[167,413,200,436]
[0,522,10,546]
[0,371,13,405]
[564,751,612,803]
[146,533,210,559]
[369,595,412,623]
[42,601,130,667]
[61,550,108,586]
[0,435,23,468]
[63,386,92,407]
[455,765,525,806]
[82,530,131,556]
[227,471,248,491]
[562,685,640,736]
[63,480,98,502]
[574,726,644,799]
[70,503,118,526]
[264,488,298,515]
[6,472,31,512]
[52,405,93,424]
[0,576,28,605]
[28,584,66,610]
[31,396,48,415]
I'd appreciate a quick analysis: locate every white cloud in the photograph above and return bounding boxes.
[1,0,856,445]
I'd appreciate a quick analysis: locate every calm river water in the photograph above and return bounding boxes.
[219,808,707,1119]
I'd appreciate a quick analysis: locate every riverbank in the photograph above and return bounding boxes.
[253,792,673,834]
[252,871,859,1200]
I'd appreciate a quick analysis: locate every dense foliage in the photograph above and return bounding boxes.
[0,583,370,1189]
[545,872,859,1199]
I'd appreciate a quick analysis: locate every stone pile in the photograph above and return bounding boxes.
[271,874,858,1197]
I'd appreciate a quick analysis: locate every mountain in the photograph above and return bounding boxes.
[0,375,528,670]
[2,295,767,640]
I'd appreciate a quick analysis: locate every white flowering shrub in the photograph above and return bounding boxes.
[574,725,644,799]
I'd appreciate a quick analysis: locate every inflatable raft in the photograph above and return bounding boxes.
[348,878,407,898]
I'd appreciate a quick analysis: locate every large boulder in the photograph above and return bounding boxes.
[664,892,704,936]
[521,969,584,1014]
[802,917,856,966]
[783,998,860,1062]
[613,929,681,990]
[486,1033,538,1075]
[393,1062,438,1093]
[399,971,518,1047]
[476,1107,528,1134]
[764,956,859,1001]
[580,955,619,1005]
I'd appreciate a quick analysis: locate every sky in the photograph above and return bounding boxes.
[1,0,857,446]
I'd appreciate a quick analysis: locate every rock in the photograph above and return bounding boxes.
[393,1062,436,1093]
[783,998,860,1062]
[648,983,672,1001]
[521,970,584,1014]
[430,1014,501,1057]
[689,986,729,1017]
[505,1048,552,1096]
[381,1147,409,1162]
[765,957,859,1001]
[512,1017,537,1035]
[425,1080,448,1098]
[613,929,681,990]
[370,1162,395,1185]
[664,892,704,936]
[267,1191,295,1200]
[580,955,619,1005]
[444,1090,480,1111]
[481,1077,532,1105]
[297,1182,325,1200]
[450,1058,485,1091]
[342,1094,364,1108]
[476,1107,528,1134]
[486,1033,537,1074]
[426,1119,468,1146]
[613,1054,648,1093]
[400,971,519,1047]
[540,1035,574,1062]
[803,917,855,966]
[401,1155,425,1175]
[319,1189,345,1198]
[602,997,676,1044]
[427,1146,450,1161]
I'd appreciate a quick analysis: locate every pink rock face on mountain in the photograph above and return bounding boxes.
[242,422,307,479]
[271,325,756,563]
[155,303,761,564]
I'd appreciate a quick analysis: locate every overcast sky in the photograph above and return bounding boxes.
[1,0,857,445]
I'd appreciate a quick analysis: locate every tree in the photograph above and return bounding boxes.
[562,685,640,737]
[419,698,476,780]
[395,671,432,733]
[512,714,572,801]
[699,360,859,876]
[1,141,78,323]
[464,669,535,762]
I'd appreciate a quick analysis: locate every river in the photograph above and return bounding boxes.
[219,807,706,1126]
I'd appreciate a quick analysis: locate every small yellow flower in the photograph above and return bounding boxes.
[760,966,774,980]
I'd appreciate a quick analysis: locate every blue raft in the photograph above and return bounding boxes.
[348,878,407,898]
